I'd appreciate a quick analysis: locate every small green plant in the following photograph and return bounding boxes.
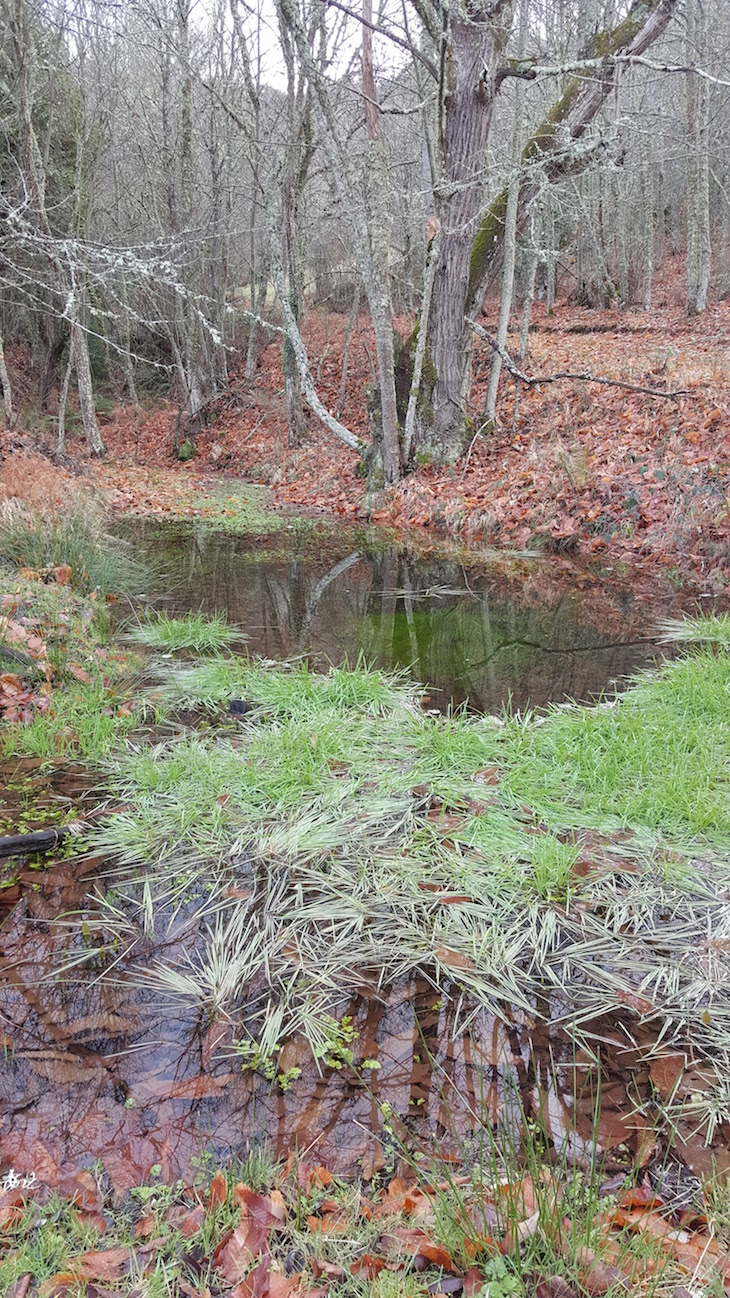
[528,834,579,899]
[127,608,244,654]
[315,1015,359,1069]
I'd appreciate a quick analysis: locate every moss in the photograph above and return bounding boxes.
[468,185,509,303]
[177,437,196,462]
[469,0,653,301]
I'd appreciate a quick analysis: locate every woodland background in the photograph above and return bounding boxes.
[0,0,728,574]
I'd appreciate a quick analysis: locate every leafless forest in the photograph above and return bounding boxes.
[1,0,728,479]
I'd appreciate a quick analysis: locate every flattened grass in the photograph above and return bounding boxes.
[88,639,730,1066]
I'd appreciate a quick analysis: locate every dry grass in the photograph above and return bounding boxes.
[0,451,84,516]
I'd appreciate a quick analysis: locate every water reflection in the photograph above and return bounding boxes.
[123,520,690,712]
[0,845,670,1191]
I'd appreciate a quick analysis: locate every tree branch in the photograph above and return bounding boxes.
[467,320,701,401]
[497,52,730,91]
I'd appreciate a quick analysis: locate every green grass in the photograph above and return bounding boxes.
[0,500,148,598]
[80,637,730,1072]
[498,647,730,841]
[1,679,145,760]
[127,609,244,654]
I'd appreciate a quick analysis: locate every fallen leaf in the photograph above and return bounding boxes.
[574,1247,630,1294]
[434,947,477,972]
[215,1222,268,1284]
[208,1170,228,1209]
[418,1240,456,1270]
[6,1275,32,1298]
[73,1247,132,1281]
[615,990,654,1016]
[306,1214,350,1235]
[473,767,499,785]
[350,1255,386,1279]
[463,1266,487,1296]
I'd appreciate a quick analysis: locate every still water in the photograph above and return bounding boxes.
[123,518,690,712]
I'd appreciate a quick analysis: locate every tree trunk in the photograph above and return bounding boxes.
[56,333,74,458]
[685,0,711,315]
[416,0,676,465]
[485,0,527,427]
[485,173,519,424]
[468,0,679,312]
[519,248,538,360]
[72,317,104,456]
[337,280,360,419]
[0,332,14,428]
[362,0,400,484]
[417,1,512,464]
[642,131,654,310]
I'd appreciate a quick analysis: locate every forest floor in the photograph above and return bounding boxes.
[43,298,729,595]
[2,300,730,1297]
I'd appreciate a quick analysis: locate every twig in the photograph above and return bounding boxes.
[467,319,701,400]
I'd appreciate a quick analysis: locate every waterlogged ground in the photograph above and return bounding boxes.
[120,518,697,713]
[1,524,728,1208]
[3,841,726,1195]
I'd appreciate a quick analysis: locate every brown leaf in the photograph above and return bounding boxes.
[350,1255,386,1279]
[68,664,92,683]
[236,1184,286,1230]
[615,990,654,1016]
[208,1170,227,1209]
[169,1205,206,1238]
[535,1279,579,1298]
[39,1277,76,1298]
[7,1275,32,1298]
[134,1213,157,1239]
[53,565,73,585]
[463,1266,487,1296]
[649,1053,686,1098]
[434,947,476,972]
[306,1214,349,1235]
[73,1247,132,1281]
[214,1222,268,1284]
[575,1247,630,1295]
[0,672,23,692]
[419,884,475,904]
[473,767,499,786]
[417,1240,456,1270]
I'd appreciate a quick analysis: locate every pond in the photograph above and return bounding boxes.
[0,523,721,1200]
[122,519,693,714]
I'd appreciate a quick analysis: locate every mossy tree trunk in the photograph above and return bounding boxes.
[414,0,512,465]
[412,0,677,465]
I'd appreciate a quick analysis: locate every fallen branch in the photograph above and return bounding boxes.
[467,319,700,400]
[0,821,88,859]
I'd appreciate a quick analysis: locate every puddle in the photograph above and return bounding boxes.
[1,523,725,1197]
[120,519,699,712]
[3,844,728,1197]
